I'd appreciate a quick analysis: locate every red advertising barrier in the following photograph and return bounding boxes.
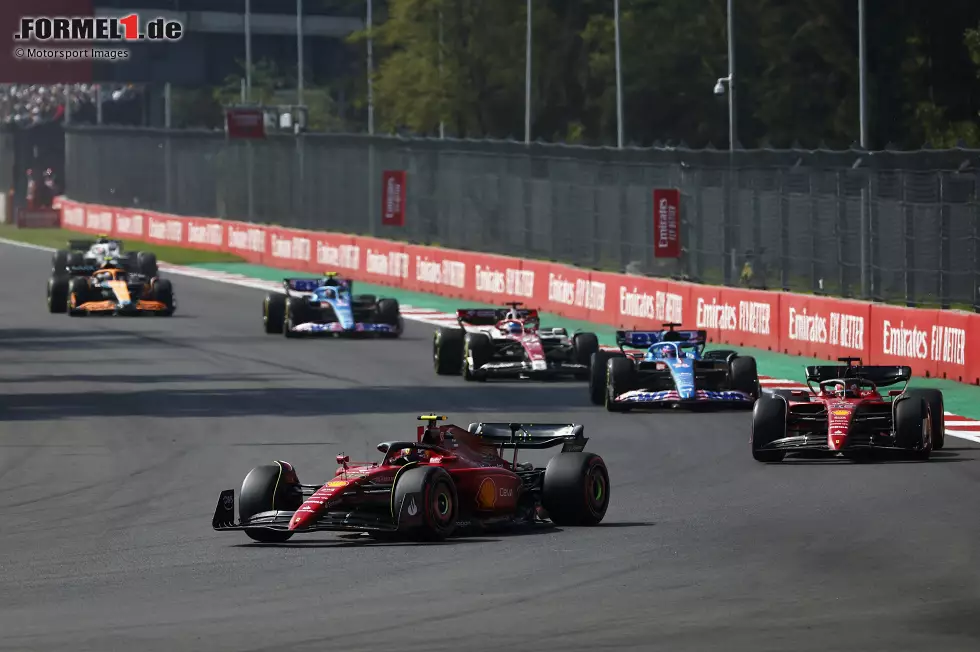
[15,208,60,228]
[53,197,980,386]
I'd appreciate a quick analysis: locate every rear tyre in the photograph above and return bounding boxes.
[375,298,402,337]
[47,276,68,313]
[730,355,760,399]
[751,395,787,463]
[542,452,609,526]
[462,332,492,381]
[52,249,69,273]
[392,466,458,541]
[895,397,931,460]
[903,388,944,450]
[433,328,464,375]
[572,332,600,377]
[263,293,286,334]
[605,357,634,412]
[152,278,175,316]
[137,251,158,277]
[238,462,303,543]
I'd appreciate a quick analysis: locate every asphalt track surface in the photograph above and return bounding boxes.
[1,242,980,652]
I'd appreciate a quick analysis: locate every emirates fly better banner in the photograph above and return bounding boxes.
[653,188,681,258]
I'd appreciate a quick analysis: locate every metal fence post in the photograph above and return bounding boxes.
[903,171,916,306]
[723,166,733,285]
[778,168,789,290]
[869,170,880,301]
[693,168,704,281]
[939,171,951,309]
[836,170,848,296]
[975,171,980,313]
[810,170,820,293]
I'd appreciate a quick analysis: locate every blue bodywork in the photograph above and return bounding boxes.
[616,330,705,400]
[611,329,752,406]
[284,277,399,335]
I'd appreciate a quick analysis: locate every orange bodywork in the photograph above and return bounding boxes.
[70,268,169,313]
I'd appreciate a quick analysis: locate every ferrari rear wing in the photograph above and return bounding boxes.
[805,358,911,387]
[466,422,587,452]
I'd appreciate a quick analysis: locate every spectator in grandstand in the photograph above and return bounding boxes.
[0,83,139,128]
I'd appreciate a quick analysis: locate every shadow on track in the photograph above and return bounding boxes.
[0,384,592,420]
[230,522,654,548]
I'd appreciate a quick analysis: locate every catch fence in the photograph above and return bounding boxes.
[63,126,980,310]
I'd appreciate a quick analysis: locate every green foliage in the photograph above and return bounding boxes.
[353,0,980,149]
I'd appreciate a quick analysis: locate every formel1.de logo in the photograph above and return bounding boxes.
[15,15,183,42]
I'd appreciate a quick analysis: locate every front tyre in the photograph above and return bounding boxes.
[462,332,492,381]
[433,328,464,374]
[392,466,458,541]
[239,462,303,543]
[751,395,787,463]
[47,276,68,313]
[605,357,634,412]
[263,293,286,334]
[542,452,610,526]
[903,388,944,450]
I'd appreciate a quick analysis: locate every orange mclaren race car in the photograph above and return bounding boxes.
[49,266,176,316]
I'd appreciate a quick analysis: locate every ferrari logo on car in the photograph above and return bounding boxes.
[476,477,497,509]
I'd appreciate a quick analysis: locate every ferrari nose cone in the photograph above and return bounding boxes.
[289,506,317,531]
[829,435,845,450]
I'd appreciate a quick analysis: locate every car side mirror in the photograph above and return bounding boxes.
[376,443,389,453]
[888,389,903,397]
[336,454,350,464]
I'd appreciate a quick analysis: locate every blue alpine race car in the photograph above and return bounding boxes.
[262,274,403,338]
[588,324,760,411]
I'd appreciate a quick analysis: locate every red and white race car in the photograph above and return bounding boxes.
[432,302,599,381]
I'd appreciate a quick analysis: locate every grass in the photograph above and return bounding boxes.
[0,226,245,265]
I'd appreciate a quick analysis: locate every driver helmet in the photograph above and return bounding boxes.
[660,345,677,358]
[502,320,523,334]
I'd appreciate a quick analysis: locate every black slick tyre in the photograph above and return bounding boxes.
[903,388,944,450]
[68,277,89,316]
[283,297,305,338]
[392,465,458,541]
[730,355,760,398]
[263,293,286,334]
[589,350,611,405]
[52,249,69,273]
[375,298,401,331]
[605,357,633,412]
[462,332,492,381]
[152,278,175,315]
[433,328,464,374]
[137,251,158,277]
[572,332,600,378]
[542,452,609,526]
[751,395,787,463]
[239,462,303,543]
[895,397,931,460]
[47,276,68,313]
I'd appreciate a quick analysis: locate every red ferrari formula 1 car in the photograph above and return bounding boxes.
[751,358,945,463]
[432,302,599,381]
[212,415,610,542]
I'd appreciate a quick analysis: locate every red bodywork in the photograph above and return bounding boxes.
[780,383,900,451]
[288,423,527,532]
